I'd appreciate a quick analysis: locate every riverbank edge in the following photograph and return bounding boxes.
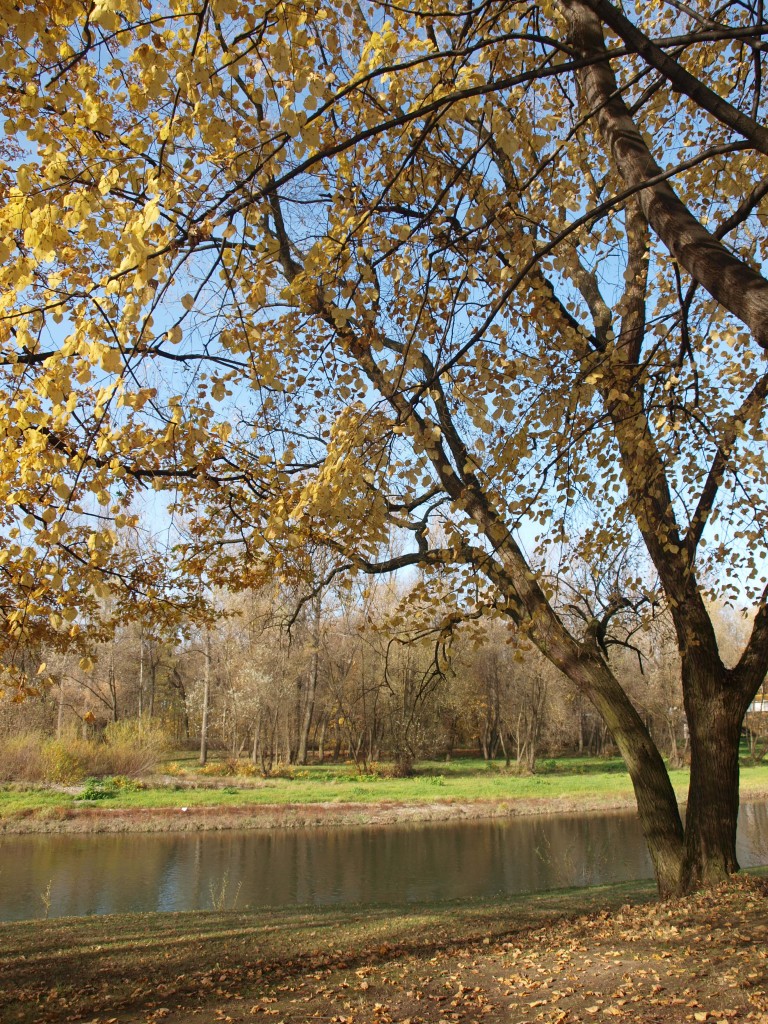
[4,786,768,835]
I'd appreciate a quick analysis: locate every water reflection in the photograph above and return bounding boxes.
[1,802,766,922]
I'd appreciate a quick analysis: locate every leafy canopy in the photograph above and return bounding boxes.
[0,0,766,678]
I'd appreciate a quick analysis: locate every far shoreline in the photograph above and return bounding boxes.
[4,785,768,836]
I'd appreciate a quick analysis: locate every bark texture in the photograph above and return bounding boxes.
[576,0,768,155]
[562,0,768,348]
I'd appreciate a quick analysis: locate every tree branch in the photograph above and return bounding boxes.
[564,0,768,348]
[685,372,768,560]
[577,0,768,155]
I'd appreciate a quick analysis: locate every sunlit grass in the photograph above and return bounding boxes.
[2,755,768,818]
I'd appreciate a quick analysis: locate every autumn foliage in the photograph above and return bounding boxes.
[1,0,768,893]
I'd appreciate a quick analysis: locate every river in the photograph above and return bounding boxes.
[1,802,767,921]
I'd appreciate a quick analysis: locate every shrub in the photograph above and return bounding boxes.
[102,720,169,777]
[390,756,415,778]
[0,733,46,782]
[75,774,145,800]
[200,757,259,778]
[42,738,92,784]
[271,764,308,780]
[76,776,118,800]
[0,720,170,784]
[0,733,99,784]
[110,774,145,791]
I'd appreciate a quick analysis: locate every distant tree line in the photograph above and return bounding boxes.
[4,570,762,777]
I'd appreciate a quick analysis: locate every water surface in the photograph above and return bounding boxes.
[1,802,766,922]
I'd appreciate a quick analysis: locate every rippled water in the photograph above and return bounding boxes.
[1,802,766,921]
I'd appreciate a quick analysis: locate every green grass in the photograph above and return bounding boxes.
[2,756,768,819]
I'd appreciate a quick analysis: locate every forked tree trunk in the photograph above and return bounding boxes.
[484,525,748,894]
[553,0,768,894]
[586,646,754,895]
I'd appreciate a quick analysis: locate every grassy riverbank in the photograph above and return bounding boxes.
[2,873,767,1024]
[2,756,768,834]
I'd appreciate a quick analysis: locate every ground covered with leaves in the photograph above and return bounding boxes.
[2,876,766,1024]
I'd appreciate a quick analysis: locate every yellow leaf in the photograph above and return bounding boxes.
[98,167,120,195]
[99,347,123,374]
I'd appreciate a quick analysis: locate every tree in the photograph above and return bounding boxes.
[1,0,768,894]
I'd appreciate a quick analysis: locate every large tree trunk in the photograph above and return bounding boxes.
[681,657,744,890]
[591,686,685,895]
